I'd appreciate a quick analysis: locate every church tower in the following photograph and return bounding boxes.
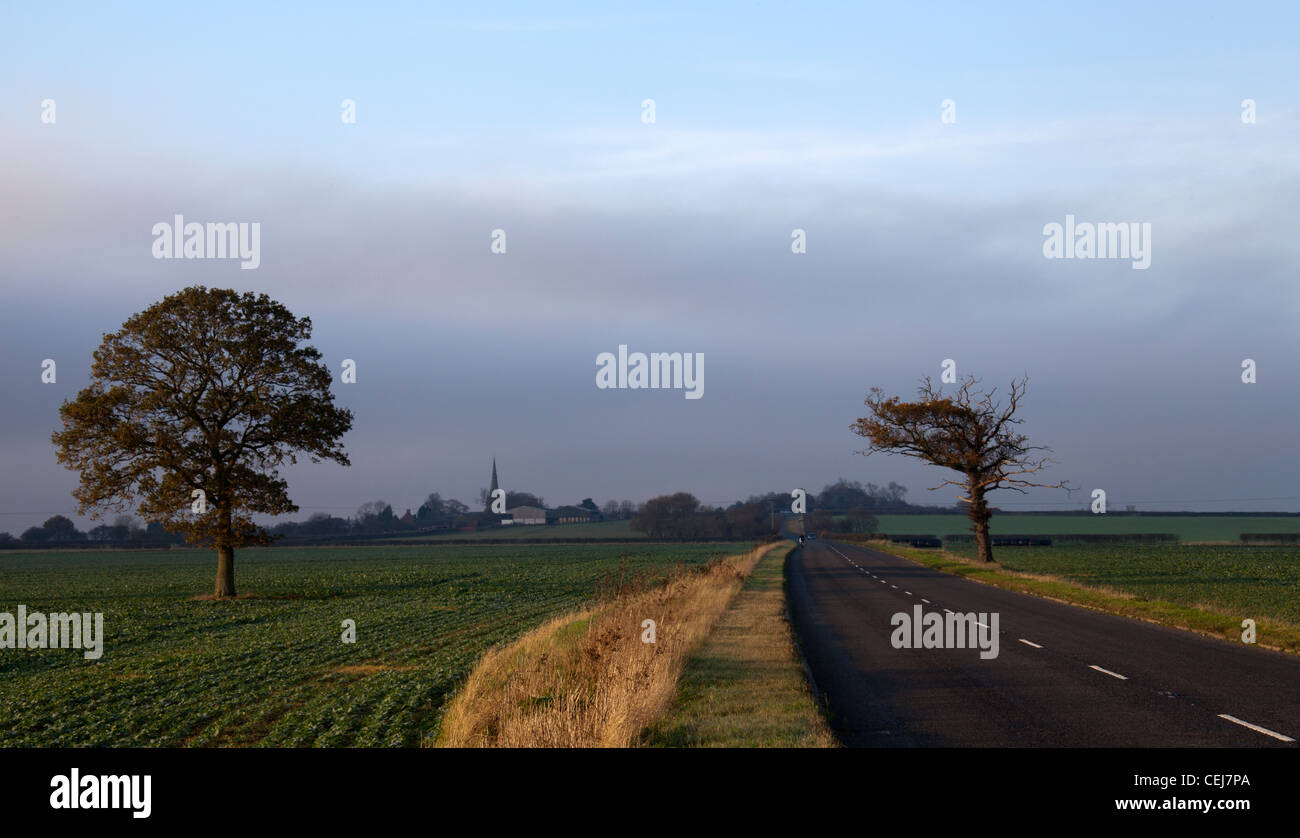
[490,457,499,496]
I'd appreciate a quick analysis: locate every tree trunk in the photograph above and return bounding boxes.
[967,484,994,563]
[214,503,236,598]
[215,545,236,598]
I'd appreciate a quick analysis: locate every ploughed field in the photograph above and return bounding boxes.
[0,542,741,747]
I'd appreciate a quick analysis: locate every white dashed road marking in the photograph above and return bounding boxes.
[1217,714,1295,743]
[819,540,1299,746]
[1089,665,1128,680]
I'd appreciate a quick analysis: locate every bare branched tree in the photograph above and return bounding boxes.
[851,374,1068,562]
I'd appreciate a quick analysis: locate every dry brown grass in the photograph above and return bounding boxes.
[432,542,780,747]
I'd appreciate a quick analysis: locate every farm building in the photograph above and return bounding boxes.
[507,505,547,525]
[549,506,601,525]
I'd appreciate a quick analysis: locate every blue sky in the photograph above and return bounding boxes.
[5,1,1297,181]
[1,2,1298,532]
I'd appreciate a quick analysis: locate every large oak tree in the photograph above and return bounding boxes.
[851,375,1067,562]
[52,286,353,597]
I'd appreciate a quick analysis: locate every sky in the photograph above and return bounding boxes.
[1,1,1298,534]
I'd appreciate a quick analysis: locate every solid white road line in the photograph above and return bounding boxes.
[1217,714,1296,743]
[1018,639,1043,649]
[1089,665,1128,680]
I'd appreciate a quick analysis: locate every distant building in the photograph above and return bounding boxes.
[489,457,601,526]
[549,505,600,525]
[508,505,547,525]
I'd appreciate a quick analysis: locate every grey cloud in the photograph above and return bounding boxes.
[1,123,1297,534]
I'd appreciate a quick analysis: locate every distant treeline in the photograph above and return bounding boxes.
[267,492,627,540]
[0,491,638,549]
[0,479,933,549]
[628,480,944,541]
[788,479,960,514]
[825,532,1182,547]
[943,533,1179,545]
[630,493,775,540]
[0,515,186,549]
[10,476,1292,550]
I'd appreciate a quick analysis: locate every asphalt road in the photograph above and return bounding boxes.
[786,539,1300,747]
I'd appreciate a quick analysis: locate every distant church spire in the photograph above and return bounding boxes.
[490,457,499,494]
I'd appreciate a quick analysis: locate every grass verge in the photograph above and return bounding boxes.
[432,542,782,747]
[868,542,1300,654]
[643,544,836,747]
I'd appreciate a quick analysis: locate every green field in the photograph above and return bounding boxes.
[0,541,742,747]
[939,541,1300,626]
[873,514,1300,542]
